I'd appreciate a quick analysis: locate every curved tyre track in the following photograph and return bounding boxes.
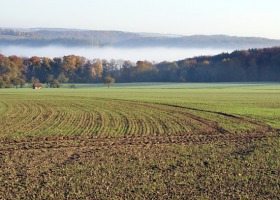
[0,97,276,139]
[157,102,272,132]
[96,98,272,133]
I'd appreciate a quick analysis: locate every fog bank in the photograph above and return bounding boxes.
[0,46,233,62]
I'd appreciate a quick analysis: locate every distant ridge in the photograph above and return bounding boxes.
[1,28,280,49]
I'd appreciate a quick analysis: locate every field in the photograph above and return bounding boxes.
[0,83,280,199]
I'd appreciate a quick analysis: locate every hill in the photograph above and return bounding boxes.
[1,28,280,49]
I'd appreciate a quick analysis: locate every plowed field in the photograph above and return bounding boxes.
[0,83,280,199]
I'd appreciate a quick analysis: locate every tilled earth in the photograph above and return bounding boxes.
[0,130,279,199]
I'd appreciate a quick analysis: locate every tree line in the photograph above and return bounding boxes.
[1,47,280,88]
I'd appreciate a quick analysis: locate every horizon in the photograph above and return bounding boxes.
[1,0,279,61]
[1,27,278,40]
[1,0,280,39]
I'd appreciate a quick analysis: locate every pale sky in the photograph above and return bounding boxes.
[1,0,280,39]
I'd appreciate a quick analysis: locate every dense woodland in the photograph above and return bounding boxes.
[1,47,280,88]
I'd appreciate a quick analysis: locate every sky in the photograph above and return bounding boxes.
[0,0,279,39]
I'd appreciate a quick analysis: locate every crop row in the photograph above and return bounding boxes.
[0,97,270,139]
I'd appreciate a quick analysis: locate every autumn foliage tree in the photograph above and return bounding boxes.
[104,75,115,88]
[1,47,280,88]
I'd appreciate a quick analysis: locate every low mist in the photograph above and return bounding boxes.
[0,46,233,62]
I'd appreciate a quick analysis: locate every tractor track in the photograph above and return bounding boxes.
[1,97,278,153]
[100,97,272,132]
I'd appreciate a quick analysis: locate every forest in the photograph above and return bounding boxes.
[1,47,280,88]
